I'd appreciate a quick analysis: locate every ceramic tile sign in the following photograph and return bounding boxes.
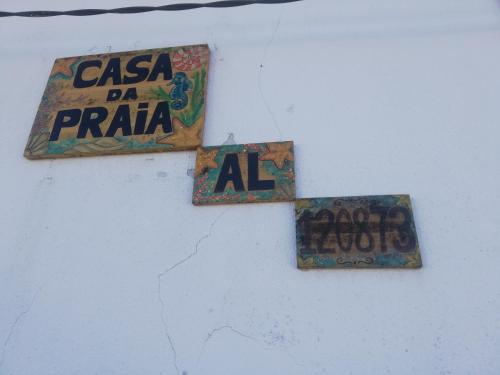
[193,141,295,205]
[295,195,422,269]
[24,44,209,159]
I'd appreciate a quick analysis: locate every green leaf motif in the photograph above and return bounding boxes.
[149,67,206,127]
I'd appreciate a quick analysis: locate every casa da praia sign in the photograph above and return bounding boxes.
[24,44,209,159]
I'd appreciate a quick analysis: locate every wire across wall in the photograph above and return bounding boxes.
[0,0,301,18]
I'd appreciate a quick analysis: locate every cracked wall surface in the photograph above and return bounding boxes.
[1,0,500,374]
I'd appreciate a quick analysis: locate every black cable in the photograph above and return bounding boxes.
[0,0,301,18]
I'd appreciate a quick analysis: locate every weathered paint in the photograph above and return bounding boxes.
[295,195,422,269]
[24,45,209,159]
[192,141,295,205]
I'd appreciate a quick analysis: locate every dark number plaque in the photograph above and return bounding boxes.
[295,195,422,269]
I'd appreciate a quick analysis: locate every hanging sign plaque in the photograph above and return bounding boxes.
[295,195,422,269]
[24,44,209,159]
[193,141,296,205]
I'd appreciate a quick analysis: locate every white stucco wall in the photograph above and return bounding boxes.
[1,1,500,374]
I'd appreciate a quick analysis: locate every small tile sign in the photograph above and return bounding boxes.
[24,44,209,159]
[192,141,295,205]
[295,195,422,269]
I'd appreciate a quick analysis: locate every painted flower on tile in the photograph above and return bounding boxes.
[172,46,208,71]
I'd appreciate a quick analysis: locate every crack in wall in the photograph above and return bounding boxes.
[157,210,228,375]
[197,324,257,366]
[206,325,256,343]
[257,7,285,141]
[0,285,43,370]
[156,209,303,373]
[196,323,307,370]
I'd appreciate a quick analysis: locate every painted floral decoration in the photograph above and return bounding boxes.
[172,46,208,71]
